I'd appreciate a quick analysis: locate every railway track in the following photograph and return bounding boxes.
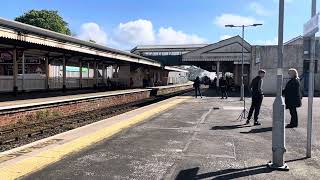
[0,91,191,152]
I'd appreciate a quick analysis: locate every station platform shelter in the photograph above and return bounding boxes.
[133,36,251,90]
[0,18,188,94]
[132,35,319,95]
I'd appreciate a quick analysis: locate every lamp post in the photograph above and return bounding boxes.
[225,23,262,101]
[267,0,289,171]
[307,0,317,158]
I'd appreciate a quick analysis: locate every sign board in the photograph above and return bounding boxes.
[65,66,88,72]
[304,13,319,37]
[211,65,216,71]
[255,46,261,64]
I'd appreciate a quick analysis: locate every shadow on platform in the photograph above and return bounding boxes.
[174,153,310,180]
[240,127,272,134]
[211,124,250,130]
[175,164,273,180]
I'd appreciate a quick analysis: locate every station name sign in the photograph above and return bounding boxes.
[304,13,319,37]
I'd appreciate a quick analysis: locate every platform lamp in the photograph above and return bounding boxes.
[225,23,263,101]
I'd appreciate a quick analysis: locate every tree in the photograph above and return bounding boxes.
[15,10,71,35]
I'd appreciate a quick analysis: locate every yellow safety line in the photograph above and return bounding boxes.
[0,97,190,180]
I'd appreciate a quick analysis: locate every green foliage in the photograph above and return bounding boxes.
[15,10,71,35]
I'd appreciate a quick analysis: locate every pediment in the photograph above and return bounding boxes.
[183,36,251,58]
[205,42,249,54]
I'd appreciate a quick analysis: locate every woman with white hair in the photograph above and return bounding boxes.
[283,68,302,128]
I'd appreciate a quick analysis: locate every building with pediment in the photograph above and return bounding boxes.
[132,36,319,94]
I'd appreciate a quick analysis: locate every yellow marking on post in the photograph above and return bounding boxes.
[0,97,190,180]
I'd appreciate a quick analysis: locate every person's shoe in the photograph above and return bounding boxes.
[254,121,261,126]
[245,120,250,125]
[286,124,297,128]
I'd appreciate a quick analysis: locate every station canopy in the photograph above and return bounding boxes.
[0,17,161,67]
[182,36,251,64]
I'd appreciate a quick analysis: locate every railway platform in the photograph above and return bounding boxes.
[0,83,193,127]
[1,89,320,180]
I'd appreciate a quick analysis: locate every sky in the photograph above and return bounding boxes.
[1,0,317,50]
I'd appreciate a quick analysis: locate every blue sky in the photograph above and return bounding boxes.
[1,0,317,50]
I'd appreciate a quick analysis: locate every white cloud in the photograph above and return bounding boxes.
[77,19,207,49]
[215,13,263,27]
[78,22,108,45]
[114,19,155,46]
[219,35,233,40]
[157,27,207,44]
[249,2,272,16]
[110,19,206,48]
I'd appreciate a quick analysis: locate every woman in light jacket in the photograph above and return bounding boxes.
[283,68,302,128]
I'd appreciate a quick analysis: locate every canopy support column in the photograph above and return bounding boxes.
[216,61,220,87]
[102,64,106,84]
[79,59,83,88]
[45,55,49,90]
[62,56,66,91]
[94,60,97,89]
[13,48,18,95]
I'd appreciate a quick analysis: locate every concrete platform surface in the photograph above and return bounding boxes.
[4,89,320,180]
[0,94,190,179]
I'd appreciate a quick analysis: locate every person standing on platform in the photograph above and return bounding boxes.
[129,77,134,88]
[193,76,202,98]
[246,69,266,125]
[220,75,228,99]
[283,68,302,128]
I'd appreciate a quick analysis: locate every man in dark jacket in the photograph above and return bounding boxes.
[283,68,302,128]
[219,76,228,99]
[246,69,266,125]
[193,76,202,98]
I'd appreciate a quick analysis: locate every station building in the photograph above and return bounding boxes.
[132,36,318,94]
[0,18,188,93]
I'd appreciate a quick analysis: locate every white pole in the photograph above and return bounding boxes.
[216,62,220,87]
[268,0,289,171]
[240,25,245,101]
[307,0,316,158]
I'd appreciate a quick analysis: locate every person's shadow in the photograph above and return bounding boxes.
[211,124,250,130]
[175,165,273,180]
[175,157,307,180]
[240,127,272,134]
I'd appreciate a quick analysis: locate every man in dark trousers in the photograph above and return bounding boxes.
[246,69,266,125]
[219,75,228,99]
[193,76,202,98]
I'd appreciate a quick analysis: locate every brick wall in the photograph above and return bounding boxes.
[0,91,151,127]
